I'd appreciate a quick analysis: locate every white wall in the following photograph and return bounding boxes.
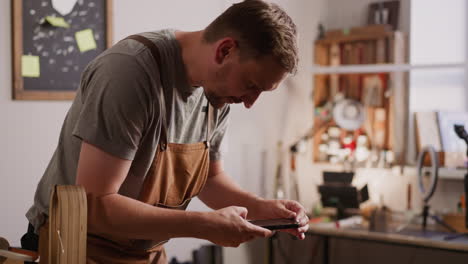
[408,0,468,163]
[0,0,315,263]
[0,0,72,247]
[410,0,466,65]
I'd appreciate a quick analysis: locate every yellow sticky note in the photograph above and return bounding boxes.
[75,29,97,53]
[22,55,40,78]
[45,16,70,28]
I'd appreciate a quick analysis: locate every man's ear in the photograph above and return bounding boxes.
[215,38,237,64]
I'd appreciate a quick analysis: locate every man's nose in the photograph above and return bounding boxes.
[242,91,261,109]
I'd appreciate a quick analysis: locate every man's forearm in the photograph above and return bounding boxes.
[87,193,209,241]
[198,171,267,220]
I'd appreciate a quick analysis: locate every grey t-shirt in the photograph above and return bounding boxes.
[26,29,230,231]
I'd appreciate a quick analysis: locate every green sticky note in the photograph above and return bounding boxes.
[45,16,70,28]
[21,55,40,78]
[75,29,97,53]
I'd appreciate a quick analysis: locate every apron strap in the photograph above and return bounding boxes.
[205,102,214,148]
[124,34,169,149]
[124,34,213,151]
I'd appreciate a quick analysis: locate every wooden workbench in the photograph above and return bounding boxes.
[270,225,468,264]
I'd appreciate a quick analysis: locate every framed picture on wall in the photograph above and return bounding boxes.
[11,0,113,100]
[367,1,400,30]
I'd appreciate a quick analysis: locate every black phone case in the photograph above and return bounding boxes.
[249,218,300,230]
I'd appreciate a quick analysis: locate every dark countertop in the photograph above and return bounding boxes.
[307,224,468,252]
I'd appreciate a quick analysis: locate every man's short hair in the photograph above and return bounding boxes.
[203,0,298,74]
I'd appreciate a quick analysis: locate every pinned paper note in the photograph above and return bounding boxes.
[51,0,78,16]
[45,16,70,28]
[22,55,40,78]
[75,29,97,52]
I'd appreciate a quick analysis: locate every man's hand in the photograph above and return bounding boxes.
[254,199,309,240]
[201,206,273,247]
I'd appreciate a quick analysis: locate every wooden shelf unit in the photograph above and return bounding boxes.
[312,25,407,166]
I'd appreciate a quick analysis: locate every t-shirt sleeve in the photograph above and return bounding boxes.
[209,105,230,161]
[72,53,154,160]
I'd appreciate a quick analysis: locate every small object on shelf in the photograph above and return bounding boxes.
[414,111,443,152]
[367,1,400,30]
[329,43,340,65]
[375,38,387,63]
[384,150,395,167]
[328,126,341,138]
[333,99,366,131]
[355,135,371,162]
[373,108,387,149]
[315,101,334,121]
[362,75,385,107]
[438,112,468,167]
[342,135,356,151]
[316,23,325,41]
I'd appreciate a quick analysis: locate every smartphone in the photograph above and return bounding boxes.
[248,218,300,230]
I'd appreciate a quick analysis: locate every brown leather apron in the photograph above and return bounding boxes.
[84,35,213,264]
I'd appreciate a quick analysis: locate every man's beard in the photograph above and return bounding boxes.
[204,91,226,109]
[204,64,232,109]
